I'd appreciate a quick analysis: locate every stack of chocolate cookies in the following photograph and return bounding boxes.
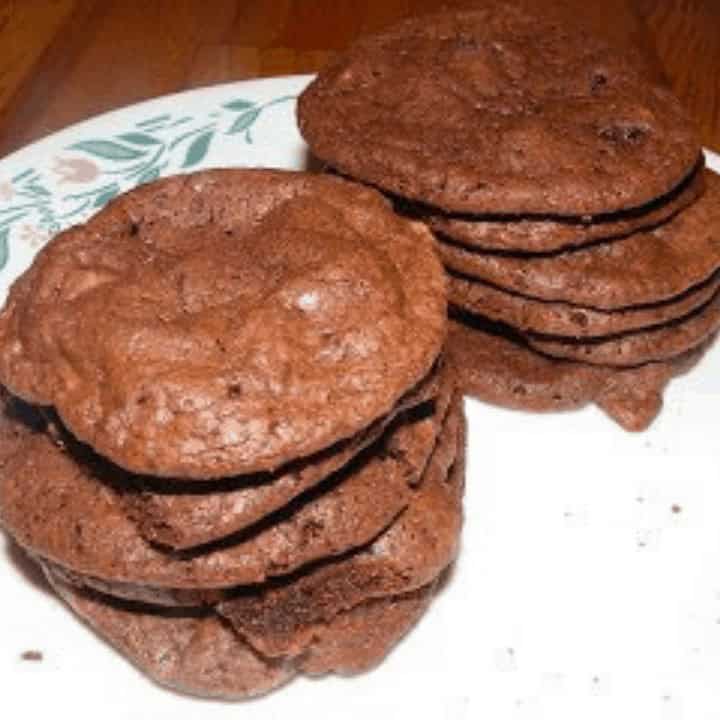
[298,1,717,430]
[0,170,461,698]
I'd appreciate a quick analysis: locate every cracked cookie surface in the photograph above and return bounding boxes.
[0,170,446,478]
[298,2,700,215]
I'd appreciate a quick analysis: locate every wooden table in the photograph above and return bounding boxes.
[0,0,718,158]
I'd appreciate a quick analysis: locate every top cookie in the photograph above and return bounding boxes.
[0,170,446,479]
[298,2,700,216]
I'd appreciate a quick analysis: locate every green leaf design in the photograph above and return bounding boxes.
[223,99,256,112]
[182,131,214,168]
[93,184,120,208]
[0,211,28,229]
[168,116,193,128]
[136,166,161,185]
[228,108,261,135]
[137,114,171,128]
[0,228,9,271]
[25,183,51,197]
[0,204,34,215]
[117,132,163,146]
[69,140,147,161]
[12,169,34,183]
[169,125,209,151]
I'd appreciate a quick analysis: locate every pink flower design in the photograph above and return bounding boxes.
[52,157,100,184]
[0,181,13,202]
[19,224,50,250]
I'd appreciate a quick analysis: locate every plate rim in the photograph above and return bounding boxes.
[0,74,315,172]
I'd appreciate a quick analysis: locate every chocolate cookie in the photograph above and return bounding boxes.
[45,567,438,699]
[449,270,720,339]
[293,581,438,677]
[35,390,461,615]
[219,395,464,659]
[526,288,720,366]
[122,362,447,550]
[0,170,446,479]
[438,170,720,309]
[0,385,452,598]
[298,2,699,216]
[422,160,704,253]
[447,316,707,431]
[44,383,457,608]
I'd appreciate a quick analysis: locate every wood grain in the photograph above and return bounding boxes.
[0,0,78,137]
[637,0,720,151]
[0,0,716,156]
[0,1,76,106]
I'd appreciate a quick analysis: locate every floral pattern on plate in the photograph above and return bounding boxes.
[0,78,307,282]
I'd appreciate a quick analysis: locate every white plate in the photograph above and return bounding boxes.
[1,76,720,719]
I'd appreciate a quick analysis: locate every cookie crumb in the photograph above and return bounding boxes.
[20,650,43,662]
